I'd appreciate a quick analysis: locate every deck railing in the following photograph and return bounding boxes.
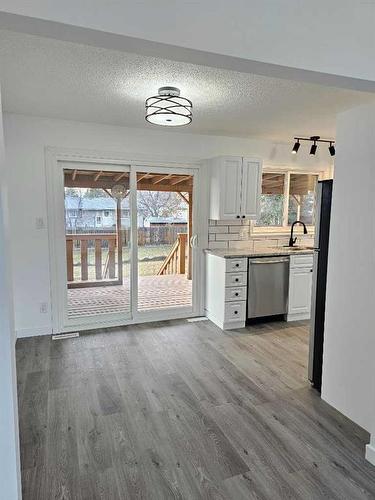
[66,233,117,287]
[157,233,187,276]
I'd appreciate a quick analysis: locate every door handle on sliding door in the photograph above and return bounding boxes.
[190,234,198,247]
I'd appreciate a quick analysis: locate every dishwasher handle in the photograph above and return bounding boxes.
[250,258,289,265]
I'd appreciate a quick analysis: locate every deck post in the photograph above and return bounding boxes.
[178,233,187,274]
[66,238,74,282]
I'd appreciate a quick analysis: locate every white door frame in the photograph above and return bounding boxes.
[45,147,208,334]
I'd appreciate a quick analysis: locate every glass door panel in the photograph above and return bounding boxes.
[63,167,131,320]
[136,171,194,312]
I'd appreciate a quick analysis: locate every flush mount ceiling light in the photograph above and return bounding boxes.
[291,135,335,156]
[145,86,192,127]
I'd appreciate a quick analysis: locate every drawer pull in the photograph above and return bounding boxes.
[234,310,238,315]
[235,292,239,297]
[236,215,240,219]
[235,278,239,282]
[235,263,239,267]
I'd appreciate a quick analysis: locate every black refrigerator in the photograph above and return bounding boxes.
[308,179,333,392]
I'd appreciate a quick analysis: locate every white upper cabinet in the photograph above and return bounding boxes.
[208,156,262,220]
[241,158,262,218]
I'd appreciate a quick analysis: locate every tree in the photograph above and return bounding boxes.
[84,188,111,199]
[65,187,80,197]
[137,191,186,218]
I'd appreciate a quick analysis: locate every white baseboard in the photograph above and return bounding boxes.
[16,326,52,339]
[366,442,375,466]
[286,312,310,322]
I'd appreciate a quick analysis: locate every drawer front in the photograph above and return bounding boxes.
[290,254,314,269]
[225,286,247,302]
[225,272,247,287]
[224,301,246,321]
[225,258,247,273]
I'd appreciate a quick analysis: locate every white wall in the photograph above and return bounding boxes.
[3,112,331,338]
[0,94,21,498]
[322,103,375,434]
[1,1,375,85]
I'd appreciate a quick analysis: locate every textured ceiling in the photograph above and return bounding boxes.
[0,29,374,141]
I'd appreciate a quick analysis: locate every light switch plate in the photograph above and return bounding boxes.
[35,217,45,230]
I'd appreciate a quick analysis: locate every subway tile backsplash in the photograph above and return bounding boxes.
[208,220,315,250]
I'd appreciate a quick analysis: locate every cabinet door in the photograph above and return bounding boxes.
[288,267,313,315]
[220,157,242,219]
[240,158,262,219]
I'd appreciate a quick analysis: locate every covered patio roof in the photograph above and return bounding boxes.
[64,169,193,193]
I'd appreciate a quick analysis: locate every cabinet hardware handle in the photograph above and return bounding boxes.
[310,269,313,272]
[242,215,245,219]
[235,293,239,296]
[236,215,240,219]
[235,263,239,267]
[234,311,238,314]
[235,278,239,282]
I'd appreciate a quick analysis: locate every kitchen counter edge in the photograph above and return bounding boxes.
[205,248,315,259]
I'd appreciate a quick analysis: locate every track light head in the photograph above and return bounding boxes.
[310,143,317,156]
[292,140,300,154]
[329,143,335,156]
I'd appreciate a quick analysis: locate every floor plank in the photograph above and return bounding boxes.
[16,319,375,499]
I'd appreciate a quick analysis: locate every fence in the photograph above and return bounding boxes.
[66,224,187,249]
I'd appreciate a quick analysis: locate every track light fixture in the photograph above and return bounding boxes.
[292,139,300,154]
[291,135,335,157]
[310,136,319,156]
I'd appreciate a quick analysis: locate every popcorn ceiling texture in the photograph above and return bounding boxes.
[208,219,315,250]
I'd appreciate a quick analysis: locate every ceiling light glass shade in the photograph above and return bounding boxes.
[145,86,192,126]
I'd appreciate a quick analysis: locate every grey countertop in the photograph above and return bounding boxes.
[205,247,315,259]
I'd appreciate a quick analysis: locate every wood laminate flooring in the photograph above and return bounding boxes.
[16,319,375,499]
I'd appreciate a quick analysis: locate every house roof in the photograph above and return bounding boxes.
[65,196,122,210]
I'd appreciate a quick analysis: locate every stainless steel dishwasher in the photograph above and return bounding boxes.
[247,256,289,319]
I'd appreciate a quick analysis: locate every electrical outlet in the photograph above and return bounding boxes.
[40,302,48,314]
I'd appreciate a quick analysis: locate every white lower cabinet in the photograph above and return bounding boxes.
[287,254,314,321]
[206,254,247,330]
[206,252,314,329]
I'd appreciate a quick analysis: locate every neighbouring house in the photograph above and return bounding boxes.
[64,195,146,231]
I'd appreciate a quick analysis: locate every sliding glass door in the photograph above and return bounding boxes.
[135,168,195,315]
[50,159,199,332]
[61,163,132,326]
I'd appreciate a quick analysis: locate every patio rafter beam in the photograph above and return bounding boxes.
[152,174,172,185]
[72,169,77,181]
[170,175,192,186]
[94,171,103,182]
[114,172,128,182]
[137,173,149,183]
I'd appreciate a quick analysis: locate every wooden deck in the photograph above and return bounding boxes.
[67,274,192,318]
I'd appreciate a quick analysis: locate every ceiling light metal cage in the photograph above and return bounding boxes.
[145,86,192,127]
